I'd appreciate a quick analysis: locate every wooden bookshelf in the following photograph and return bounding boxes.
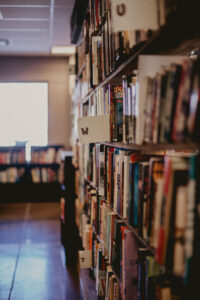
[74,7,200,108]
[0,181,62,203]
[71,1,200,299]
[0,145,63,201]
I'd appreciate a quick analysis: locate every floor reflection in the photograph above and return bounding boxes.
[0,202,82,300]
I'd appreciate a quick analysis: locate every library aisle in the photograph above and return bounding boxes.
[0,202,82,300]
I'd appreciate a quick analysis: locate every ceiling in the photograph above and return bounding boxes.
[0,0,75,56]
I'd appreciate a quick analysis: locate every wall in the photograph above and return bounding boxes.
[0,56,70,148]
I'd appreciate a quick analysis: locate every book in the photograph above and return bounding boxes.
[146,158,164,244]
[123,154,130,218]
[112,85,123,142]
[122,229,138,300]
[156,156,189,265]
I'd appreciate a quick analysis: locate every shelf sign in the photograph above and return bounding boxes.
[79,250,92,269]
[111,0,159,33]
[78,115,110,144]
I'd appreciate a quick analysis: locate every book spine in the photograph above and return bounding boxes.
[122,229,138,300]
[112,85,123,142]
[133,163,139,227]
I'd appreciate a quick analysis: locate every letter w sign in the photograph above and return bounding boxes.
[81,127,88,135]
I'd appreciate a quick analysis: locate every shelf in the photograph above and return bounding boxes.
[122,219,154,255]
[93,210,154,255]
[75,6,200,107]
[0,146,25,152]
[31,145,64,150]
[84,178,97,190]
[102,142,200,154]
[89,188,154,256]
[0,181,60,185]
[76,62,86,80]
[81,37,155,105]
[29,163,60,169]
[0,163,26,168]
[112,211,154,255]
[0,163,60,169]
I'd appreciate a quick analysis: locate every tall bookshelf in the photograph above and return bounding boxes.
[70,1,200,299]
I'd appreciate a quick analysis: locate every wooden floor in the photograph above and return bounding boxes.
[0,202,83,300]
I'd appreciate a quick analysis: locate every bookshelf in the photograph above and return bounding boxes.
[70,1,200,299]
[0,145,63,202]
[72,2,200,109]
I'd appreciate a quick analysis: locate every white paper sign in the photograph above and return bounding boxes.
[79,250,92,269]
[111,0,159,33]
[78,114,110,144]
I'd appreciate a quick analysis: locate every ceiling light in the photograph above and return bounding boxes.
[0,39,9,47]
[51,46,76,55]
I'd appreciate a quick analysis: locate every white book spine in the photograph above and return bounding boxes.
[123,155,130,218]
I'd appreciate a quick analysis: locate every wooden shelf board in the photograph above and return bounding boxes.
[102,142,200,153]
[0,163,60,169]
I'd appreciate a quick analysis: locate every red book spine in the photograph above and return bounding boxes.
[156,157,171,265]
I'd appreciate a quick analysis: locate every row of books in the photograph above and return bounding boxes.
[0,150,26,164]
[0,147,62,165]
[0,167,59,183]
[80,56,200,144]
[142,58,200,144]
[79,191,183,299]
[31,168,58,183]
[75,0,175,88]
[0,167,25,183]
[31,148,61,164]
[75,142,200,297]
